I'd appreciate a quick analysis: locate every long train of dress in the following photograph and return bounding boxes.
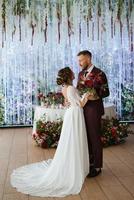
[10,86,89,197]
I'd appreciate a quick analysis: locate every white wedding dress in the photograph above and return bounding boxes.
[10,86,89,197]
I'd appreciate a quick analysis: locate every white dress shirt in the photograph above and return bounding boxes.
[85,65,94,78]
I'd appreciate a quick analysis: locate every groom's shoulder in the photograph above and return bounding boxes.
[93,66,105,74]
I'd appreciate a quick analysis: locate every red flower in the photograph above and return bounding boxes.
[37,93,43,99]
[32,133,37,138]
[111,127,117,137]
[41,140,48,148]
[85,79,94,87]
[56,92,62,96]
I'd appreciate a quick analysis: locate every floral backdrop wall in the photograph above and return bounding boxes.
[0,0,134,125]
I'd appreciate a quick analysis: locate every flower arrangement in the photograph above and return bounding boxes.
[32,117,133,149]
[101,118,133,147]
[32,117,63,148]
[37,92,44,105]
[45,92,64,105]
[37,92,64,107]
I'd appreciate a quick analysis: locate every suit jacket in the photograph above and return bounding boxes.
[77,66,110,116]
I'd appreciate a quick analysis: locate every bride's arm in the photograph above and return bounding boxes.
[79,92,90,107]
[68,86,91,108]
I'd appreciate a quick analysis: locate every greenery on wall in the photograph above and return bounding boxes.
[1,0,133,33]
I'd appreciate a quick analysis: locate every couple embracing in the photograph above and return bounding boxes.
[11,50,109,197]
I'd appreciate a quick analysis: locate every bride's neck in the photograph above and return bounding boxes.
[62,83,73,88]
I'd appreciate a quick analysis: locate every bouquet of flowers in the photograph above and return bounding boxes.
[79,72,108,100]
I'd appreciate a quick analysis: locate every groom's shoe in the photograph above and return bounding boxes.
[87,168,102,178]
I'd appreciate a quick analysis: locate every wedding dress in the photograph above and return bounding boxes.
[10,86,89,197]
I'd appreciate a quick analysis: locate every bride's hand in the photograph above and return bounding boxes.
[83,93,90,99]
[82,92,93,99]
[87,92,100,100]
[64,99,71,107]
[82,92,96,101]
[87,92,94,98]
[65,102,71,107]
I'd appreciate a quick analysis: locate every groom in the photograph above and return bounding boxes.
[77,50,109,177]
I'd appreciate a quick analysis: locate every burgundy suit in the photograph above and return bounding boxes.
[77,66,110,168]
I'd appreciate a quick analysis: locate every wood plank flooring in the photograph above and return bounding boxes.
[0,127,134,200]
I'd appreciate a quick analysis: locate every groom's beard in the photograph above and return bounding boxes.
[82,64,89,71]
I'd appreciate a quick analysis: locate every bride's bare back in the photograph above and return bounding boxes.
[61,86,69,104]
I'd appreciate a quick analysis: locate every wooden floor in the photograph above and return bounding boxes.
[0,127,134,200]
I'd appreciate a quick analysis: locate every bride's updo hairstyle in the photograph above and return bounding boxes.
[56,67,73,86]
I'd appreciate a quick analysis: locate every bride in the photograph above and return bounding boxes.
[10,67,90,197]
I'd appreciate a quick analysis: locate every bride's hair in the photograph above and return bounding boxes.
[56,67,73,86]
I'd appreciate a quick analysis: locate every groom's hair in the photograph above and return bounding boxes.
[77,50,92,58]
